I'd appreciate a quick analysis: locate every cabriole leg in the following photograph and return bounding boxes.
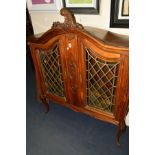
[40,95,49,113]
[116,120,126,146]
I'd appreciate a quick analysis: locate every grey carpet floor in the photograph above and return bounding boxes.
[26,55,129,155]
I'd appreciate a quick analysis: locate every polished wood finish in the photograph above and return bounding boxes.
[28,8,129,145]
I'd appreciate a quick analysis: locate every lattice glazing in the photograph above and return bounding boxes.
[39,44,65,97]
[86,48,120,113]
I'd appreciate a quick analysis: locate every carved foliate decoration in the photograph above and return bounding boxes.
[52,8,84,30]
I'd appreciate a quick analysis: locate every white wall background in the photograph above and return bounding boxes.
[29,0,129,35]
[28,0,129,126]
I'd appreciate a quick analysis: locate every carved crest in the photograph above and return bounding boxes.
[52,8,84,30]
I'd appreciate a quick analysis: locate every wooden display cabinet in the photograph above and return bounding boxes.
[28,8,129,145]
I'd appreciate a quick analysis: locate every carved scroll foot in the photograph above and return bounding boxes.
[116,120,126,146]
[40,95,49,113]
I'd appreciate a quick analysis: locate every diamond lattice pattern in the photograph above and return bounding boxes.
[86,48,120,113]
[39,44,65,97]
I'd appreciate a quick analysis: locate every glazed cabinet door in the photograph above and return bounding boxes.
[31,36,68,105]
[79,39,128,121]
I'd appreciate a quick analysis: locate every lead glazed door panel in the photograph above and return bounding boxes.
[79,39,122,117]
[31,36,69,105]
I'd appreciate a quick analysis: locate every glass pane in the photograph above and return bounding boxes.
[39,44,65,97]
[86,48,120,113]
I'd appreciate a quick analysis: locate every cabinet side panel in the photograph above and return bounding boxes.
[114,55,129,121]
